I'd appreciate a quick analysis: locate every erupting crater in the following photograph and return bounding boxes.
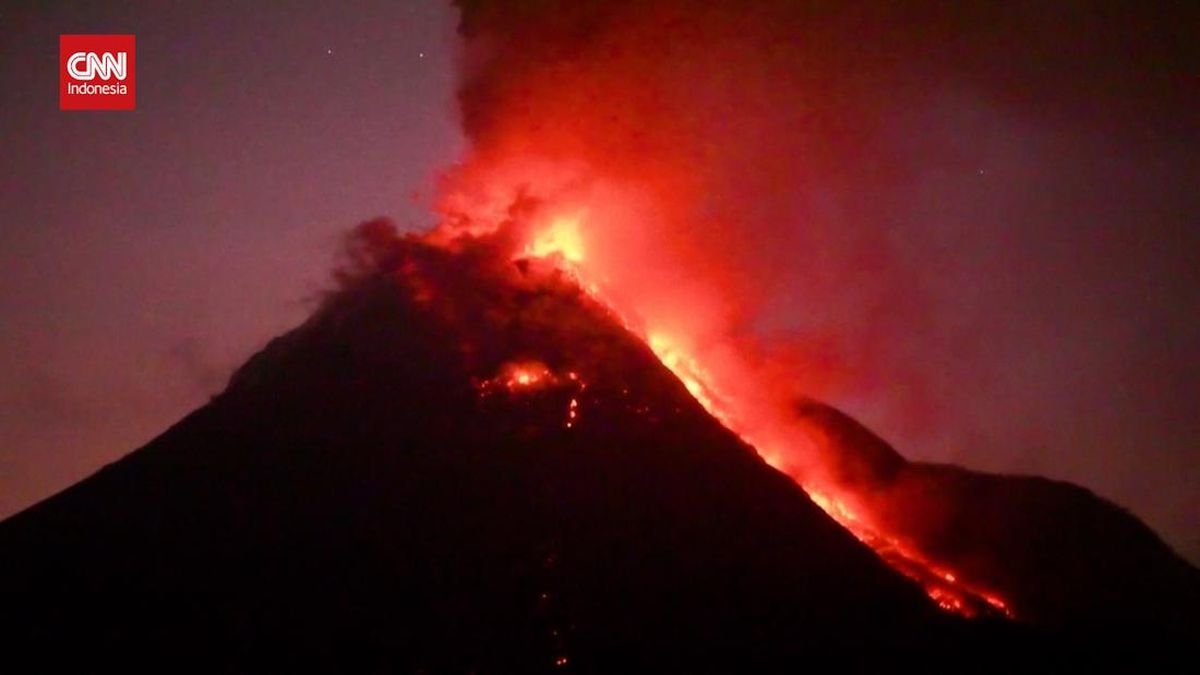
[435,200,1014,619]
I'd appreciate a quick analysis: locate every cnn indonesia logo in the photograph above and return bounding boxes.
[60,35,136,110]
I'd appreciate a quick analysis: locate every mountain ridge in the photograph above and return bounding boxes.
[0,223,1191,667]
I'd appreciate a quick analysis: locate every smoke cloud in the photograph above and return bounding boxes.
[443,0,1199,559]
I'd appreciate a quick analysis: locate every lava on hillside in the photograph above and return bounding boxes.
[394,207,1200,633]
[421,195,1015,618]
[424,0,1200,626]
[2,217,1002,668]
[1,216,1194,667]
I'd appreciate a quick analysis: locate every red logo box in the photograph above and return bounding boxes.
[60,34,136,110]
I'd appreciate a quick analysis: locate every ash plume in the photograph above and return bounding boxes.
[445,0,1200,561]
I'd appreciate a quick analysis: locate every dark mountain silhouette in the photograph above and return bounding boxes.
[0,220,1191,668]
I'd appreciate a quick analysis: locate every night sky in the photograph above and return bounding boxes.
[1,1,463,522]
[2,1,1197,562]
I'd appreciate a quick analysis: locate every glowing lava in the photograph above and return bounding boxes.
[511,210,1013,619]
[647,333,730,423]
[477,361,589,431]
[481,361,556,392]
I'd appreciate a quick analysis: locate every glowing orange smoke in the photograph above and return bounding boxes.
[525,213,586,264]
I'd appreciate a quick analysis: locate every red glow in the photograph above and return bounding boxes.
[476,361,589,431]
[435,197,1012,618]
[480,361,556,392]
[431,3,1016,615]
[526,213,586,264]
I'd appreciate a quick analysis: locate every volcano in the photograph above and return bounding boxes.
[0,220,1194,668]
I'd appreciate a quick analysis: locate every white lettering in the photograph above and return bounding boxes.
[66,81,128,96]
[66,51,127,81]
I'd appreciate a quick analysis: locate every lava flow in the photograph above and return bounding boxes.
[650,320,1010,617]
[431,202,1011,619]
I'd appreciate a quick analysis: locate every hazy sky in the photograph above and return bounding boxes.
[1,1,1196,563]
[1,1,463,521]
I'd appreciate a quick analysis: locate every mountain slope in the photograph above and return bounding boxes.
[0,225,1012,669]
[798,398,1200,635]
